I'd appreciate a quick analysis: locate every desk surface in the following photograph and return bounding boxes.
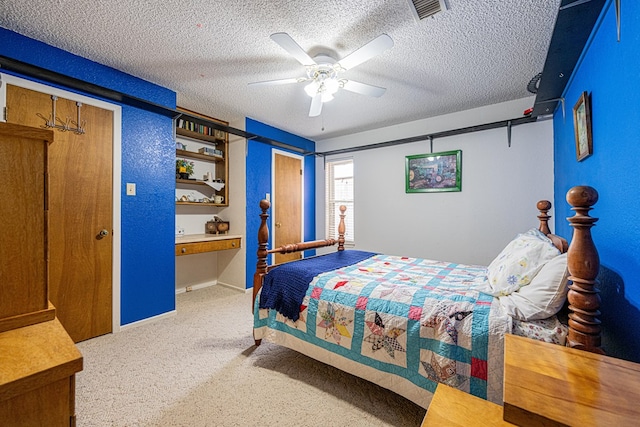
[504,334,640,427]
[175,233,242,244]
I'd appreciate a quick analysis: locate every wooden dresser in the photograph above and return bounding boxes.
[0,123,83,426]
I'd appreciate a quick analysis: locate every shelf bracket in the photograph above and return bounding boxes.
[616,0,621,42]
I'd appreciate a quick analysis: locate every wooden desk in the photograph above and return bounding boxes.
[504,334,640,426]
[175,234,242,256]
[422,384,516,426]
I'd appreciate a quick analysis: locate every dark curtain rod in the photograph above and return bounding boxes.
[1,55,542,157]
[0,55,309,155]
[315,115,540,157]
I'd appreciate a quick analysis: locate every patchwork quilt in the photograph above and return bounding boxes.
[254,253,513,407]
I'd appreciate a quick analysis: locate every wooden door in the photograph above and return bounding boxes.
[273,152,303,264]
[6,85,113,342]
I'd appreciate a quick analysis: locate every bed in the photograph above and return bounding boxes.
[252,185,601,408]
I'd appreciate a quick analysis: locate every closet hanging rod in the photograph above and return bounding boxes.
[315,115,540,157]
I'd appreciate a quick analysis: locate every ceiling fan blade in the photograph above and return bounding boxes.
[342,80,387,97]
[337,34,393,71]
[270,33,317,67]
[248,77,304,87]
[309,93,323,117]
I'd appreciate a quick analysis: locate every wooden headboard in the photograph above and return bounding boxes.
[536,200,569,253]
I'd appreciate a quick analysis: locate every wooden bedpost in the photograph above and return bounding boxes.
[537,200,568,253]
[536,200,553,235]
[253,199,270,310]
[338,205,346,251]
[565,185,603,354]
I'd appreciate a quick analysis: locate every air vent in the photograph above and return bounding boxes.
[407,0,449,21]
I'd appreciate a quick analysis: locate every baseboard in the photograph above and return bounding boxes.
[176,280,217,294]
[216,280,250,293]
[175,281,249,295]
[120,309,177,331]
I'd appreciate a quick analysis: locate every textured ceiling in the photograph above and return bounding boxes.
[1,0,561,141]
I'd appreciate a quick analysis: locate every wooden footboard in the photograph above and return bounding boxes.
[252,201,346,311]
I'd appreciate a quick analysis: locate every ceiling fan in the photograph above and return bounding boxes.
[249,32,394,117]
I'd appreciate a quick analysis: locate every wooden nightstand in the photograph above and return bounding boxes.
[504,334,640,426]
[421,384,516,426]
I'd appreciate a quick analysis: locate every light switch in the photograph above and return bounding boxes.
[126,183,136,196]
[266,193,271,202]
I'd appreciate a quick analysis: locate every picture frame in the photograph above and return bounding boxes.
[573,91,593,161]
[405,150,462,193]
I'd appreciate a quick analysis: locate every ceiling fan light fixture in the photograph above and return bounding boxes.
[304,81,319,97]
[321,92,335,103]
[323,78,340,95]
[305,77,340,102]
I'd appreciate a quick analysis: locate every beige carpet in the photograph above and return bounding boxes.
[75,285,426,426]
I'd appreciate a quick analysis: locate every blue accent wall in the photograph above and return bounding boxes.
[553,0,640,362]
[245,118,315,289]
[1,28,177,325]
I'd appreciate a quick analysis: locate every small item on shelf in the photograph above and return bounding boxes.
[205,215,230,234]
[197,147,224,159]
[198,147,217,155]
[214,195,224,204]
[176,142,186,150]
[205,180,225,191]
[176,159,194,179]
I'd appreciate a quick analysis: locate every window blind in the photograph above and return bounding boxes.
[326,159,354,244]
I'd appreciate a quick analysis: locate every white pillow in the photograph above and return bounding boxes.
[484,229,561,296]
[498,253,569,320]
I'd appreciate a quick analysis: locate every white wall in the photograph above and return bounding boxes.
[315,97,555,266]
[217,118,248,290]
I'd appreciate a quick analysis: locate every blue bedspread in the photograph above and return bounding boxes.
[259,250,376,321]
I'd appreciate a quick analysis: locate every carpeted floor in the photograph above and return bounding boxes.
[75,285,426,426]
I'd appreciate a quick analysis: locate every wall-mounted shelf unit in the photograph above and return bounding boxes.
[175,107,229,207]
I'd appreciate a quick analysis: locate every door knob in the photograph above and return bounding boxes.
[275,222,282,228]
[99,229,109,237]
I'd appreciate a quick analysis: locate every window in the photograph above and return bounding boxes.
[326,158,354,245]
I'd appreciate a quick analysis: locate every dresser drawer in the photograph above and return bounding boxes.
[175,237,241,256]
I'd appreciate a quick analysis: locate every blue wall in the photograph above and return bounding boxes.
[245,118,315,289]
[553,0,640,362]
[0,28,177,326]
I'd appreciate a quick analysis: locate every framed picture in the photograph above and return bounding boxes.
[405,150,462,193]
[573,91,593,161]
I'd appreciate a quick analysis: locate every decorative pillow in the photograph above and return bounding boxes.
[484,229,561,296]
[498,253,569,321]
